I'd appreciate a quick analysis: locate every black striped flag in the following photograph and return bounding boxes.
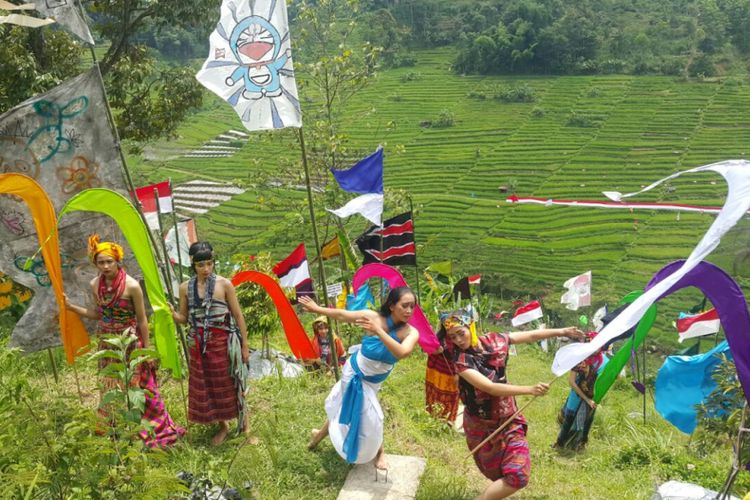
[355,211,416,266]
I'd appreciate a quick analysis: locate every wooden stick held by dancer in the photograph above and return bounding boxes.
[466,374,565,458]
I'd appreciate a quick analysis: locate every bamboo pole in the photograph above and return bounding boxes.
[46,347,59,383]
[86,49,173,294]
[466,374,564,458]
[407,195,421,304]
[298,127,339,381]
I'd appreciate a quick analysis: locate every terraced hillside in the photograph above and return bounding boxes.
[131,48,750,324]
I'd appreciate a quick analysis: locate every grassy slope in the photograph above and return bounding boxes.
[32,332,746,499]
[129,47,750,346]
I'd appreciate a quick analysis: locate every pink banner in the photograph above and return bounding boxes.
[352,263,440,354]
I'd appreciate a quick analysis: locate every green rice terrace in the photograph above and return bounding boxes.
[131,47,750,343]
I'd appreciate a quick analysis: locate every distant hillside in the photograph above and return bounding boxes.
[130,47,750,342]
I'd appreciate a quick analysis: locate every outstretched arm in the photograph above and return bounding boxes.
[459,368,550,397]
[509,326,584,345]
[298,295,375,324]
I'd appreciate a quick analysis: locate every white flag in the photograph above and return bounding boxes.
[32,0,94,45]
[328,193,384,226]
[165,219,198,266]
[553,160,750,376]
[196,0,301,131]
[560,271,591,311]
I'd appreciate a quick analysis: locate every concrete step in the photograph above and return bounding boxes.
[336,454,426,500]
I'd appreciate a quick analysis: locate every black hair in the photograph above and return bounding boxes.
[378,286,415,318]
[189,241,214,272]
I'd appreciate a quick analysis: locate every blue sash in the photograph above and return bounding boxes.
[339,350,392,463]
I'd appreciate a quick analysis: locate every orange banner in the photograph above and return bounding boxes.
[0,173,88,362]
[231,270,316,360]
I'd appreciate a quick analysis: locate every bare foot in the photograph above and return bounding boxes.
[374,448,388,470]
[211,423,229,446]
[308,428,324,450]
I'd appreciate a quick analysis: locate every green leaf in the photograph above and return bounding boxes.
[128,389,146,412]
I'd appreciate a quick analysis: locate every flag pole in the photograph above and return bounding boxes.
[407,194,421,304]
[298,127,340,381]
[154,190,176,302]
[86,47,173,291]
[169,179,185,283]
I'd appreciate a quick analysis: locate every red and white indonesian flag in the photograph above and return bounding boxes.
[273,243,314,300]
[560,271,591,311]
[512,300,543,327]
[677,308,721,343]
[134,181,173,231]
[468,274,481,285]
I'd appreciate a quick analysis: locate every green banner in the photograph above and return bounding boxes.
[593,291,656,403]
[59,188,182,377]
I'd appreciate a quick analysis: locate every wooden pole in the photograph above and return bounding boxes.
[642,341,647,424]
[298,127,340,381]
[155,190,191,373]
[168,179,185,283]
[154,190,176,302]
[46,347,59,383]
[466,374,564,458]
[86,50,173,291]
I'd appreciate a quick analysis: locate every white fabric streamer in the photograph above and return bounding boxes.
[552,159,750,375]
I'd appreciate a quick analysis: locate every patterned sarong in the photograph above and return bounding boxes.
[425,352,458,422]
[188,327,239,424]
[463,412,530,488]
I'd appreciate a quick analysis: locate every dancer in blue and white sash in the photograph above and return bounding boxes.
[300,287,419,470]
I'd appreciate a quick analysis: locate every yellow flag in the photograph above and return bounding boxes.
[321,235,341,260]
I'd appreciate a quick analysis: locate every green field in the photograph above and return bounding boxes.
[130,47,750,339]
[4,332,746,499]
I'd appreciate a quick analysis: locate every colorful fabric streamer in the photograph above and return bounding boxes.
[553,160,750,376]
[655,340,732,434]
[351,263,440,354]
[230,270,316,360]
[644,260,750,416]
[0,173,89,363]
[593,291,657,403]
[59,188,182,376]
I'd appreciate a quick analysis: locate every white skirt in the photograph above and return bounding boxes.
[324,345,393,463]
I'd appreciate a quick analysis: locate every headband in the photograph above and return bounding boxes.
[440,309,479,347]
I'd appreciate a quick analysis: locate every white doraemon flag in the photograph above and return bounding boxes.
[196,0,302,131]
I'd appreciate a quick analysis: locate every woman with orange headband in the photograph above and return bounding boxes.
[65,234,184,447]
[441,310,583,499]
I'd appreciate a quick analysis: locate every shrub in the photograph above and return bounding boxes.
[465,89,487,100]
[432,109,455,128]
[531,106,545,118]
[494,84,536,103]
[566,111,602,128]
[399,71,422,83]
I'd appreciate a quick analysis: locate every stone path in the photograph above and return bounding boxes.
[336,454,426,500]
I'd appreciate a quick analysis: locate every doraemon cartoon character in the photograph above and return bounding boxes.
[225,15,290,100]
